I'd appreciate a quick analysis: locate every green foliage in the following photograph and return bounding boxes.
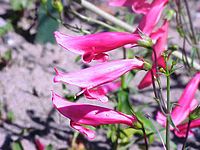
[7,111,15,123]
[35,0,59,43]
[189,106,200,121]
[125,13,135,25]
[11,141,23,150]
[117,90,132,115]
[2,50,12,62]
[41,0,48,5]
[165,9,175,21]
[0,22,13,37]
[52,0,63,13]
[10,0,33,11]
[45,144,53,150]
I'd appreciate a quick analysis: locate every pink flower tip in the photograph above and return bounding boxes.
[53,67,63,83]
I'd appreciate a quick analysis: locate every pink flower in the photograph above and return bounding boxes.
[125,0,169,49]
[175,119,200,138]
[54,59,144,101]
[34,138,45,150]
[138,20,169,89]
[151,20,169,61]
[135,0,169,36]
[52,92,137,139]
[156,72,200,128]
[54,31,141,63]
[109,0,151,15]
[83,81,121,103]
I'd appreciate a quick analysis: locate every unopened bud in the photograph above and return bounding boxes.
[159,67,166,73]
[52,0,63,13]
[137,28,153,48]
[169,44,179,51]
[138,36,153,49]
[165,9,175,21]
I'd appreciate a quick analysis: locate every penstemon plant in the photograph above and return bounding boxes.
[50,0,200,149]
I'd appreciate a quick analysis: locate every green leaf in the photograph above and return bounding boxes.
[7,111,15,122]
[3,50,12,62]
[10,0,33,11]
[11,141,23,150]
[52,0,63,13]
[0,22,13,37]
[10,0,23,11]
[35,0,59,43]
[165,9,175,21]
[117,90,132,114]
[45,144,53,150]
[75,55,81,63]
[168,115,178,131]
[125,13,135,25]
[189,105,200,121]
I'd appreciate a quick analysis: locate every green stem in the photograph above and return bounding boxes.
[183,0,200,62]
[114,124,120,150]
[166,73,171,150]
[141,123,149,150]
[121,48,127,90]
[182,119,191,150]
[71,131,79,150]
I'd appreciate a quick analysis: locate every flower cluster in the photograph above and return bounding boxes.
[51,0,200,140]
[52,0,170,139]
[157,73,200,137]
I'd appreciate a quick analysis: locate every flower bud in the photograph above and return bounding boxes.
[52,0,63,13]
[137,36,154,49]
[159,67,166,74]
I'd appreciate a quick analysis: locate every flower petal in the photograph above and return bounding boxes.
[52,92,136,127]
[136,0,168,35]
[138,69,152,89]
[175,119,200,138]
[83,81,121,102]
[109,0,151,15]
[70,121,96,139]
[152,20,169,61]
[156,72,200,128]
[93,53,109,62]
[84,88,109,103]
[54,59,144,90]
[54,31,141,63]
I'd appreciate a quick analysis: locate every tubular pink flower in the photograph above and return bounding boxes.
[54,59,144,100]
[84,81,121,103]
[151,20,169,61]
[109,0,151,15]
[135,0,169,35]
[138,20,169,89]
[54,31,141,63]
[34,138,45,150]
[174,119,200,138]
[52,92,137,139]
[156,72,200,128]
